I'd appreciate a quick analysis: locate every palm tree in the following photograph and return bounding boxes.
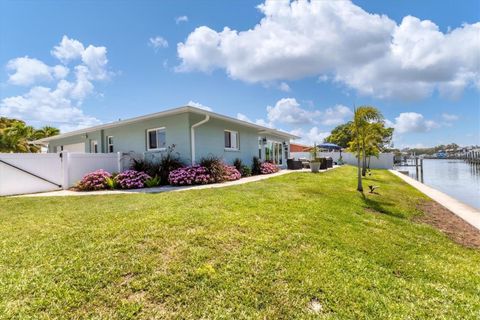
[350,106,383,192]
[0,118,60,153]
[3,122,38,152]
[34,126,60,139]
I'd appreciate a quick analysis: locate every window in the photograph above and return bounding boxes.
[106,136,114,153]
[147,127,166,151]
[224,130,239,150]
[90,140,98,153]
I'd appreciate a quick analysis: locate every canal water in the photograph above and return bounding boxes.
[396,159,480,209]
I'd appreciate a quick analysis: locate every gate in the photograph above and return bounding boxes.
[0,153,63,196]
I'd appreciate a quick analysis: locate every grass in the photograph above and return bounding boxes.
[0,166,479,319]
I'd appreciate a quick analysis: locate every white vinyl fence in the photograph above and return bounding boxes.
[0,152,126,196]
[290,151,394,169]
[62,153,122,189]
[0,153,63,196]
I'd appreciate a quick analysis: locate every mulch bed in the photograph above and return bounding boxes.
[416,201,480,249]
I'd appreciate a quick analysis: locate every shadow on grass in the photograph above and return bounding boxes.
[360,192,405,219]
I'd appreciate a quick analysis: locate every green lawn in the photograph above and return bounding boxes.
[1,166,479,319]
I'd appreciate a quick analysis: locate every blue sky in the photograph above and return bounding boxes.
[0,0,479,148]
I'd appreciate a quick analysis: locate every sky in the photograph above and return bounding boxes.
[0,0,479,148]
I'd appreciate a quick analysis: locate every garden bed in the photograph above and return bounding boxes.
[74,150,280,192]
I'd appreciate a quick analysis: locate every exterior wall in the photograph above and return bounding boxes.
[46,112,292,167]
[102,113,191,162]
[190,113,260,166]
[48,113,192,163]
[48,132,100,153]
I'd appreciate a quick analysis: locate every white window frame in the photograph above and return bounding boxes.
[224,130,240,151]
[106,136,114,153]
[146,127,167,151]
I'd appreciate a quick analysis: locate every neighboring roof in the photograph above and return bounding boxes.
[290,143,312,152]
[34,105,300,143]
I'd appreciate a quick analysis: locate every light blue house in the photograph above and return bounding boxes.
[37,105,299,167]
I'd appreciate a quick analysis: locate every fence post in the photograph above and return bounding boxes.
[62,152,70,190]
[117,152,122,173]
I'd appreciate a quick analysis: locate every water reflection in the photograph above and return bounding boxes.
[396,159,480,209]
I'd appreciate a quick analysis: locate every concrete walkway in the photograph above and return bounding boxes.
[16,167,336,198]
[390,169,480,230]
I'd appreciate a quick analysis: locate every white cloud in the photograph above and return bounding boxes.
[266,98,320,125]
[0,84,101,132]
[441,113,459,121]
[175,15,189,24]
[177,0,480,100]
[238,98,353,131]
[279,82,291,92]
[390,112,439,134]
[51,35,85,63]
[236,113,251,122]
[187,100,213,111]
[148,36,169,52]
[236,112,273,127]
[81,45,109,80]
[1,36,110,132]
[264,98,352,127]
[6,57,69,86]
[321,105,353,126]
[290,126,330,146]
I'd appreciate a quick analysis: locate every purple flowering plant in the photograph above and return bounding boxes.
[168,165,212,186]
[223,165,241,181]
[77,169,112,191]
[260,162,279,174]
[114,170,151,189]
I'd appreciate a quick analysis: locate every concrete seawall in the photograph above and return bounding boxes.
[390,170,480,230]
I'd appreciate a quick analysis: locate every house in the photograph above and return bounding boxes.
[35,105,299,167]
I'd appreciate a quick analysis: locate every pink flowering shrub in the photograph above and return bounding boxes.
[260,162,279,174]
[114,170,151,189]
[223,165,241,181]
[168,165,212,186]
[77,169,112,191]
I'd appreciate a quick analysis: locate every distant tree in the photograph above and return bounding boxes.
[34,126,60,139]
[324,122,353,148]
[0,117,59,153]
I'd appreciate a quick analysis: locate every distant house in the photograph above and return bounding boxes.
[35,105,299,167]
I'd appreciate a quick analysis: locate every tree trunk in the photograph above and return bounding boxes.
[357,152,363,192]
[356,128,363,192]
[367,156,371,169]
[362,148,367,176]
[361,136,367,176]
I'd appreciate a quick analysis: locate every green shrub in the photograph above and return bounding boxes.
[233,158,250,177]
[130,158,160,177]
[200,155,226,183]
[130,145,183,185]
[158,145,184,185]
[105,176,119,189]
[145,175,161,188]
[233,158,243,171]
[241,165,252,177]
[251,156,261,175]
